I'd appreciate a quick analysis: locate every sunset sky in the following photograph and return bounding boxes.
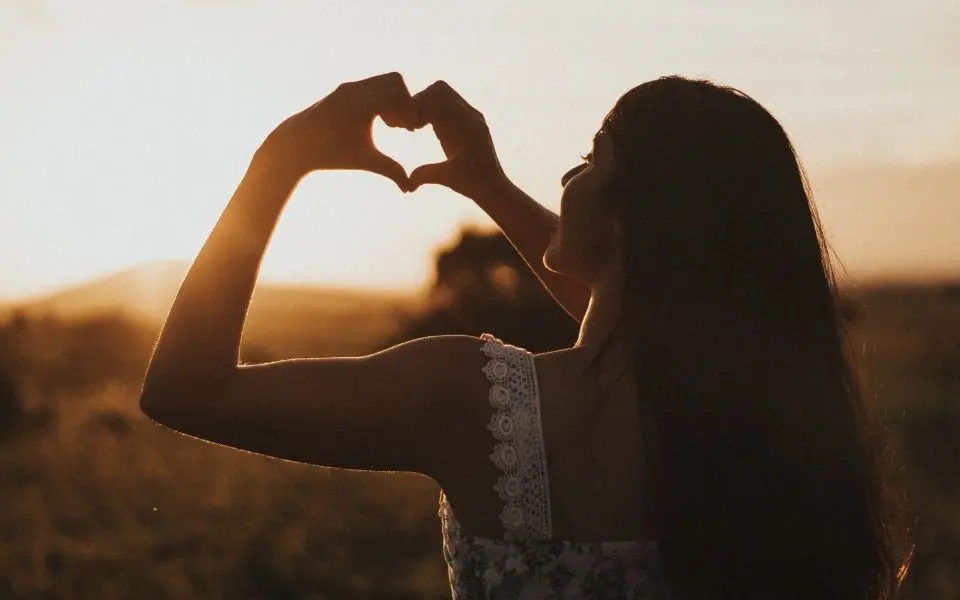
[2,1,958,301]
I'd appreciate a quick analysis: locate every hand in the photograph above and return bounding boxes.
[260,72,419,191]
[408,81,508,199]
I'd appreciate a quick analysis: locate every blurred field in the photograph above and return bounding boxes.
[0,264,957,599]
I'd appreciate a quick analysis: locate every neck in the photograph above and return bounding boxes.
[576,261,628,365]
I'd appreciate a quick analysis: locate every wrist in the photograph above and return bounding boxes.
[250,138,305,190]
[469,173,517,207]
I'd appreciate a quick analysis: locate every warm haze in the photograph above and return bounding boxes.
[2,1,958,301]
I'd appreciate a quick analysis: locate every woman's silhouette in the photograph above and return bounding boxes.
[141,73,910,599]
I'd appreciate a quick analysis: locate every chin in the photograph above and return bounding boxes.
[543,259,563,276]
[543,250,583,283]
[542,260,560,276]
[544,235,594,283]
[542,240,564,276]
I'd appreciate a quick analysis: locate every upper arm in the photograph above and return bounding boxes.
[139,334,484,476]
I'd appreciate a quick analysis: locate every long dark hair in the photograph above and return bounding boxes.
[587,76,911,599]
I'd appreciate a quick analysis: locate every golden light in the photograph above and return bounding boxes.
[1,1,957,301]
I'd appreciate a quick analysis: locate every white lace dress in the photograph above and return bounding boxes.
[438,334,675,600]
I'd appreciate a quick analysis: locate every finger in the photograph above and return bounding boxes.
[378,91,419,130]
[371,81,420,130]
[432,80,473,111]
[354,71,406,88]
[341,72,418,129]
[412,83,452,125]
[419,81,470,113]
[412,80,483,130]
[408,161,449,192]
[411,88,471,158]
[363,149,410,192]
[409,89,430,129]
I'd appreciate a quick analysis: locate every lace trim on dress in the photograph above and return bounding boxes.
[479,333,553,542]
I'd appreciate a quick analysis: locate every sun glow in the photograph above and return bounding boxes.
[2,1,958,300]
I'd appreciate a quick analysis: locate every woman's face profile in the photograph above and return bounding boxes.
[543,130,619,286]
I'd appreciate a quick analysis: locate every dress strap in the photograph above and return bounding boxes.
[479,333,552,542]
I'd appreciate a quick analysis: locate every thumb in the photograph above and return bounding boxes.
[363,150,410,192]
[408,161,451,192]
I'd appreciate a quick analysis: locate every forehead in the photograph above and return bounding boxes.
[593,129,614,158]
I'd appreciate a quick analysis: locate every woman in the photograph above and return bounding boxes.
[140,73,909,599]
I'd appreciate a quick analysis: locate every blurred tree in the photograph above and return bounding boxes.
[0,311,27,432]
[386,227,579,352]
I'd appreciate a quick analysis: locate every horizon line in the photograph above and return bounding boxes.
[2,260,959,306]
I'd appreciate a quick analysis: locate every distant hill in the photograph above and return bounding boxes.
[4,261,957,325]
[2,262,425,357]
[5,261,418,322]
[5,261,189,324]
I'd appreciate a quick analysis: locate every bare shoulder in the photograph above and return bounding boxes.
[370,333,487,362]
[370,333,491,392]
[376,332,496,430]
[361,333,496,427]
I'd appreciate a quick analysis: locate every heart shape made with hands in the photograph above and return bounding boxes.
[371,116,447,183]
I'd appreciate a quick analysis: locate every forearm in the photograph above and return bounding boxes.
[473,179,590,322]
[142,150,298,394]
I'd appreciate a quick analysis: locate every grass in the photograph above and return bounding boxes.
[0,282,957,599]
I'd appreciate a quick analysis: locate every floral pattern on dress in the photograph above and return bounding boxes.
[436,333,675,600]
[440,491,674,600]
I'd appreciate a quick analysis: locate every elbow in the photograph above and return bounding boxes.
[139,371,231,428]
[139,361,176,422]
[139,384,200,433]
[139,382,175,425]
[139,371,191,426]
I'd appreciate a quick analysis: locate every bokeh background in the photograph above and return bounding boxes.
[1,1,957,598]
